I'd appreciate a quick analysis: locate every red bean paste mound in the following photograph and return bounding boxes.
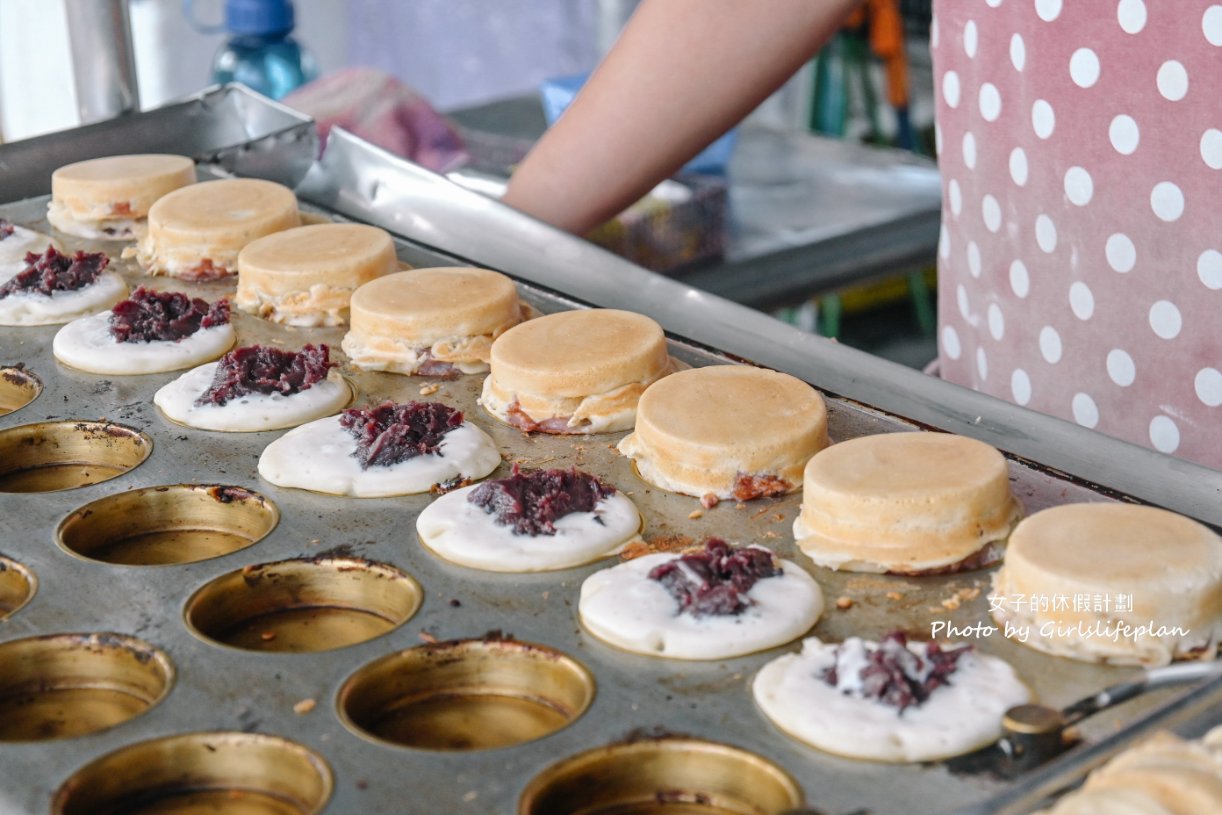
[0,246,108,299]
[0,219,14,240]
[339,401,463,469]
[195,343,333,407]
[819,631,973,713]
[109,287,230,343]
[467,464,615,536]
[648,538,781,617]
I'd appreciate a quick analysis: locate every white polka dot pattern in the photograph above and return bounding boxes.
[1194,368,1221,406]
[1010,33,1026,70]
[1109,115,1140,155]
[1199,250,1222,289]
[1148,416,1180,453]
[1205,6,1222,45]
[1072,393,1099,428]
[1117,0,1147,34]
[1149,182,1184,222]
[1069,282,1094,320]
[1105,233,1136,273]
[1148,300,1182,339]
[934,2,1221,468]
[1107,349,1136,386]
[1011,369,1032,405]
[1009,260,1030,297]
[1031,99,1055,138]
[1201,129,1222,169]
[1156,60,1189,101]
[1069,48,1100,88]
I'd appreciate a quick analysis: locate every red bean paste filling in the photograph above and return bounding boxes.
[109,286,230,343]
[732,472,792,502]
[0,247,108,299]
[468,464,615,536]
[648,538,781,617]
[339,401,463,469]
[819,631,973,713]
[0,219,14,240]
[195,343,333,407]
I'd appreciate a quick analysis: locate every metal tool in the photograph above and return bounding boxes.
[1000,660,1222,769]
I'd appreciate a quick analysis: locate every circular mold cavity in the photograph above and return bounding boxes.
[0,366,41,416]
[0,420,151,493]
[58,484,279,566]
[0,555,37,620]
[0,632,173,743]
[53,731,333,815]
[185,557,422,653]
[338,638,595,751]
[519,738,804,815]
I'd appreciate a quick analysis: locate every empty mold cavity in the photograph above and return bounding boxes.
[0,555,36,620]
[519,737,803,815]
[0,420,151,493]
[338,638,595,751]
[59,484,279,566]
[0,632,173,742]
[185,557,422,653]
[0,365,41,416]
[53,731,333,815]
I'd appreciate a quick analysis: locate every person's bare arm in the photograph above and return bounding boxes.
[502,0,860,234]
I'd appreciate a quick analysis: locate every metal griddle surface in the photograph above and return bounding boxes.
[1,191,1211,815]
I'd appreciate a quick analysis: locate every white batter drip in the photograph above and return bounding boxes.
[578,551,823,660]
[154,363,349,432]
[752,636,1031,763]
[0,272,127,326]
[258,415,501,497]
[0,225,55,282]
[52,311,234,375]
[417,483,642,572]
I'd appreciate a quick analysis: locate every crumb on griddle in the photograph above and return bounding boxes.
[835,596,854,610]
[620,534,696,561]
[688,509,703,520]
[700,493,720,510]
[293,698,316,714]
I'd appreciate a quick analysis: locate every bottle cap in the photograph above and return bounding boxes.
[224,0,295,36]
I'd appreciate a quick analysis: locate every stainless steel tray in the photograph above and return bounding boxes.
[0,91,1217,815]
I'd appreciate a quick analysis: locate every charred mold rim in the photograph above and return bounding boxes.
[0,631,174,743]
[517,736,804,815]
[0,420,152,493]
[183,556,423,654]
[51,730,334,815]
[0,364,42,417]
[56,483,280,567]
[0,555,37,620]
[337,637,596,752]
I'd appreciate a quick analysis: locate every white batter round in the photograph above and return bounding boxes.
[154,363,349,432]
[0,272,127,326]
[53,311,234,375]
[417,483,642,572]
[752,636,1031,763]
[258,415,501,497]
[0,225,55,282]
[578,550,823,660]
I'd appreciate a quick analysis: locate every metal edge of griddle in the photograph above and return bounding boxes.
[0,84,317,196]
[296,128,1222,527]
[947,673,1222,815]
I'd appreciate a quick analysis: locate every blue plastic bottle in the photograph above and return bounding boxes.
[208,0,317,100]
